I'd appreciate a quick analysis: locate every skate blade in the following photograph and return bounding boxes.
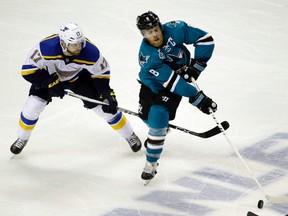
[143,172,157,186]
[144,179,152,186]
[136,149,145,156]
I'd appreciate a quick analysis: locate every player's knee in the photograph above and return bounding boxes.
[22,95,47,119]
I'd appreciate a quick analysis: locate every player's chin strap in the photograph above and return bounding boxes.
[64,89,229,139]
[191,78,288,204]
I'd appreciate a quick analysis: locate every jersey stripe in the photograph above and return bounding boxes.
[73,59,95,65]
[42,55,63,60]
[163,71,180,92]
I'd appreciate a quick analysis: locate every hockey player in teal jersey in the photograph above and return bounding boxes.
[11,22,141,155]
[136,11,217,182]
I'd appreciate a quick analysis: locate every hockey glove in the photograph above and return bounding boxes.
[189,91,217,114]
[41,74,65,98]
[183,58,206,82]
[101,89,118,114]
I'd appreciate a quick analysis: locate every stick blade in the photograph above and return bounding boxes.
[221,121,230,130]
[202,121,230,138]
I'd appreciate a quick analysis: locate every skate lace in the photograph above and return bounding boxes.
[14,140,26,149]
[127,134,140,147]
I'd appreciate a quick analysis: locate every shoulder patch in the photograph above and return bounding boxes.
[139,52,150,66]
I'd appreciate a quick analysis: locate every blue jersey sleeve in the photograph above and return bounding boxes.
[166,21,215,63]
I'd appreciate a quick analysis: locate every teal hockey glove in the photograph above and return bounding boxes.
[182,58,206,82]
[189,91,217,114]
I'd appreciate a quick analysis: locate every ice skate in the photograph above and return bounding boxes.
[126,132,142,152]
[10,138,28,155]
[141,161,158,185]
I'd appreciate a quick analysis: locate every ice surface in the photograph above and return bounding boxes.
[0,0,287,215]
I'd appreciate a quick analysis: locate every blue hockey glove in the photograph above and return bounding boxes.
[42,74,65,98]
[182,58,206,82]
[189,91,217,114]
[101,89,118,114]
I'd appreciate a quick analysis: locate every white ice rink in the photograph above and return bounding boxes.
[0,0,288,215]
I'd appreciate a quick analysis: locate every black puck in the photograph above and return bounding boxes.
[257,199,264,209]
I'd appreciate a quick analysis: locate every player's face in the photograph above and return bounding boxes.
[142,25,163,48]
[67,42,82,56]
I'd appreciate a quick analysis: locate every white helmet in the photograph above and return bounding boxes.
[59,22,86,54]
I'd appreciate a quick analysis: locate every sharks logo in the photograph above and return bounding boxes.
[167,20,180,27]
[166,50,187,66]
[165,51,188,70]
[139,53,150,66]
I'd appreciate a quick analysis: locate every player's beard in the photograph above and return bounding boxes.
[148,34,163,48]
[65,48,81,56]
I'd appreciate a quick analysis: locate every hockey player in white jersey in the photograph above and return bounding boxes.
[11,22,142,155]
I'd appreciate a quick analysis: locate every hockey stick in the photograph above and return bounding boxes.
[191,79,288,204]
[64,90,229,138]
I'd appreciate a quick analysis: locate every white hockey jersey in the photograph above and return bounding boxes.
[21,34,110,83]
